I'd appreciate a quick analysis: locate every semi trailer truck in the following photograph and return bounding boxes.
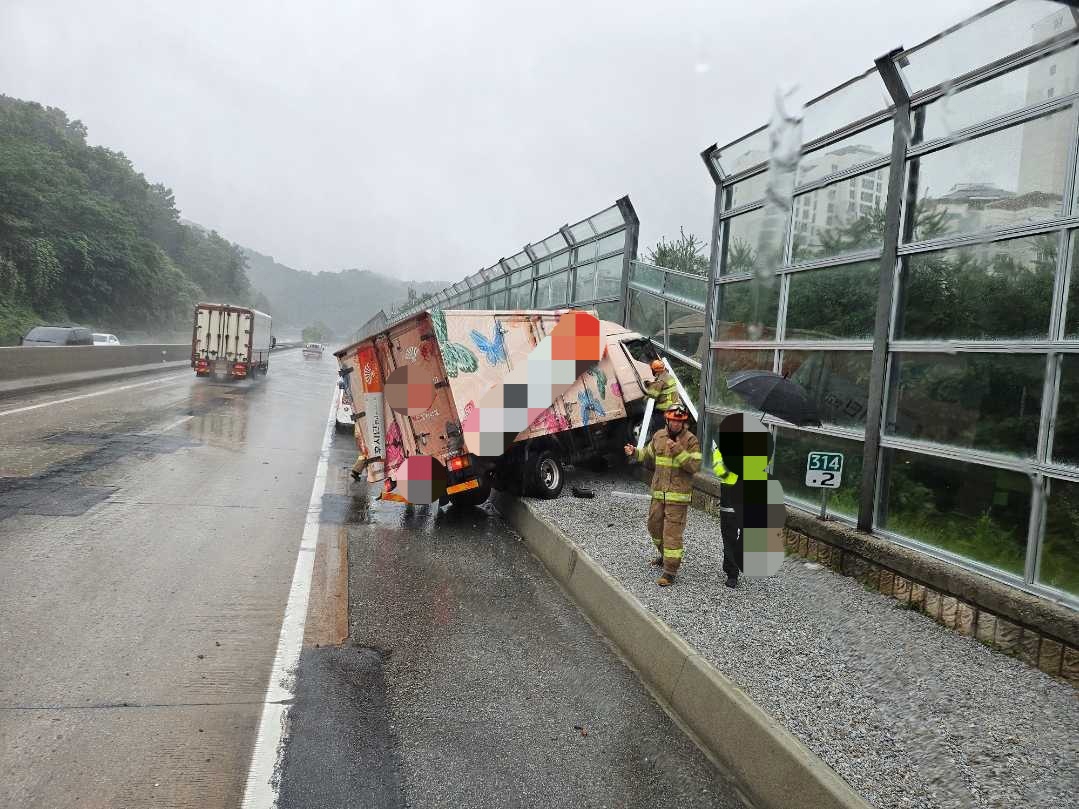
[191,303,274,380]
[335,308,660,507]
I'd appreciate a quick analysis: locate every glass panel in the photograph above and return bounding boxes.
[595,256,624,298]
[796,121,892,187]
[1052,354,1079,466]
[773,428,864,519]
[597,231,625,256]
[544,233,567,253]
[727,171,769,210]
[906,109,1072,243]
[717,127,770,176]
[626,289,664,339]
[576,241,598,264]
[570,221,595,242]
[507,284,525,308]
[551,250,570,270]
[1062,233,1079,337]
[1041,477,1079,596]
[594,301,623,324]
[790,168,888,263]
[590,206,624,233]
[801,70,891,146]
[574,262,596,302]
[664,271,708,306]
[721,207,769,275]
[780,351,872,428]
[509,269,531,287]
[915,44,1079,143]
[785,261,879,339]
[509,252,529,267]
[712,279,779,341]
[707,349,775,409]
[535,276,551,308]
[879,449,1031,578]
[666,301,706,361]
[545,271,568,307]
[896,2,1077,95]
[897,235,1057,340]
[886,353,1045,457]
[535,258,552,277]
[530,241,549,258]
[630,262,664,292]
[488,290,509,309]
[665,353,701,407]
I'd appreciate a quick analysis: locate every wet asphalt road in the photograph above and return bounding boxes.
[275,440,744,809]
[0,351,744,808]
[0,351,331,808]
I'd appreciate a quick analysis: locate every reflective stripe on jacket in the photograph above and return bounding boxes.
[711,447,739,485]
[636,427,701,501]
[643,372,680,411]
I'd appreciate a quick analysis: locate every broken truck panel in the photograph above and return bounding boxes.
[334,308,653,500]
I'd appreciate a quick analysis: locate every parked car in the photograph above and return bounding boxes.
[303,342,325,359]
[334,376,355,433]
[20,326,94,346]
[93,333,120,346]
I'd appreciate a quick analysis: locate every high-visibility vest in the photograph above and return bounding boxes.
[645,373,680,411]
[711,447,739,485]
[636,428,702,501]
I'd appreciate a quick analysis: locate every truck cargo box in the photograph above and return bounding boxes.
[191,303,272,380]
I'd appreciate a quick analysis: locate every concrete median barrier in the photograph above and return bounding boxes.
[493,491,872,809]
[0,345,191,398]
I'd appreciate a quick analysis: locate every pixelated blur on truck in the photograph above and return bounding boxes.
[334,308,655,507]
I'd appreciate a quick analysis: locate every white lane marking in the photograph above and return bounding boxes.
[0,374,189,418]
[240,388,337,809]
[157,414,194,433]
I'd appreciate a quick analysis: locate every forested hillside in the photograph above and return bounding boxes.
[243,247,447,338]
[0,94,253,344]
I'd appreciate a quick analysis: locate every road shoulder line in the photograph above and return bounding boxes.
[240,387,337,809]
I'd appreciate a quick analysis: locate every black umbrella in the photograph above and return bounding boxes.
[726,370,822,427]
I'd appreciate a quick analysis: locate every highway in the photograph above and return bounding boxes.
[0,349,743,809]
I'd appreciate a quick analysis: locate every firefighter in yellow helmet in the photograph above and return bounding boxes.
[624,403,702,586]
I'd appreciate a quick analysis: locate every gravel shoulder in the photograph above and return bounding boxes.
[523,466,1079,809]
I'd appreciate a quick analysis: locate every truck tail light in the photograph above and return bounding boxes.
[233,363,247,377]
[448,455,470,471]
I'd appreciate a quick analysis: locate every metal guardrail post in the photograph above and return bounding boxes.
[858,50,909,532]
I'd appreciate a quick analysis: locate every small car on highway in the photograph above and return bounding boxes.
[302,342,325,359]
[93,333,120,346]
[20,326,94,346]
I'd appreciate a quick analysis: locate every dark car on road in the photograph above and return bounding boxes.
[20,326,94,346]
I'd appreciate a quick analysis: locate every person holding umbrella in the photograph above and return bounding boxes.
[711,371,821,586]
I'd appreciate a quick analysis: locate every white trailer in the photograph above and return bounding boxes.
[191,303,273,380]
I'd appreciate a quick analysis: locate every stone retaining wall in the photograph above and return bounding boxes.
[688,472,1079,688]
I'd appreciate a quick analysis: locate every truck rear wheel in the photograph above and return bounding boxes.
[448,484,491,508]
[528,449,565,499]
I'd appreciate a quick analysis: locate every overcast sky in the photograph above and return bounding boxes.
[1,0,989,281]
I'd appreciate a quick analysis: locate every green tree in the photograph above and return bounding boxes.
[645,228,709,275]
[302,322,333,343]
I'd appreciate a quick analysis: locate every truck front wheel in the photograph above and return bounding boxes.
[528,449,565,499]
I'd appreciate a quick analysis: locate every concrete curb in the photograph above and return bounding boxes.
[0,361,190,400]
[493,491,872,809]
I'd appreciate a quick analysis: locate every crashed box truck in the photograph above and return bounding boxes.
[335,309,655,506]
[191,303,273,380]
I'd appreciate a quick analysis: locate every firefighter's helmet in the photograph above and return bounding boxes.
[665,403,689,422]
[650,359,665,373]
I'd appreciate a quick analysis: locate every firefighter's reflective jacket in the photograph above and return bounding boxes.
[636,428,702,503]
[643,371,680,412]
